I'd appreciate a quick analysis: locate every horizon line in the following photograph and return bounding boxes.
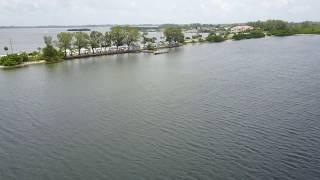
[1,20,320,28]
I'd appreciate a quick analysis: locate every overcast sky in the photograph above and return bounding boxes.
[0,0,319,26]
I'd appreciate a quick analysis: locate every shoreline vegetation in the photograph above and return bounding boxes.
[1,20,320,69]
[0,60,45,69]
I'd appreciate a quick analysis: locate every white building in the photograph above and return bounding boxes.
[231,26,254,33]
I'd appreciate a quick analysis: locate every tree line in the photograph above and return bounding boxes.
[248,20,320,36]
[56,26,140,57]
[55,26,185,58]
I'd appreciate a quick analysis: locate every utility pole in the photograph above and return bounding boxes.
[10,38,13,54]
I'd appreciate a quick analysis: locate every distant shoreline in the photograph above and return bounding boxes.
[0,25,160,29]
[0,25,112,29]
[1,20,319,29]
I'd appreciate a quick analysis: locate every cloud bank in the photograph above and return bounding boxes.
[0,0,319,25]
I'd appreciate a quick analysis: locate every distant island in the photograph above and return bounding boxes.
[1,20,320,68]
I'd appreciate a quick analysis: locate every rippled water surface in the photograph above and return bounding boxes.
[1,36,320,180]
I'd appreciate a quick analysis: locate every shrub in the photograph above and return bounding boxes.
[29,51,39,56]
[270,29,295,36]
[42,45,63,63]
[199,39,206,43]
[20,52,29,62]
[192,35,202,39]
[233,30,265,40]
[146,43,156,50]
[0,54,23,66]
[206,35,225,42]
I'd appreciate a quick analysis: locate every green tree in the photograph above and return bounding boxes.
[102,32,112,50]
[42,36,62,63]
[57,32,73,57]
[44,36,53,47]
[123,26,140,50]
[110,26,125,49]
[164,27,185,44]
[89,31,103,53]
[37,47,42,54]
[248,20,289,31]
[73,32,90,55]
[20,52,29,62]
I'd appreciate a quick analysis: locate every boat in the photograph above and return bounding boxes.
[67,28,91,32]
[154,49,169,55]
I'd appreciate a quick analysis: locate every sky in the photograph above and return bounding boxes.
[0,0,319,26]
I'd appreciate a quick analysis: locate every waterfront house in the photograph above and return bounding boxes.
[231,25,254,33]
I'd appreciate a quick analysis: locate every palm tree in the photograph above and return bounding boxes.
[4,46,9,55]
